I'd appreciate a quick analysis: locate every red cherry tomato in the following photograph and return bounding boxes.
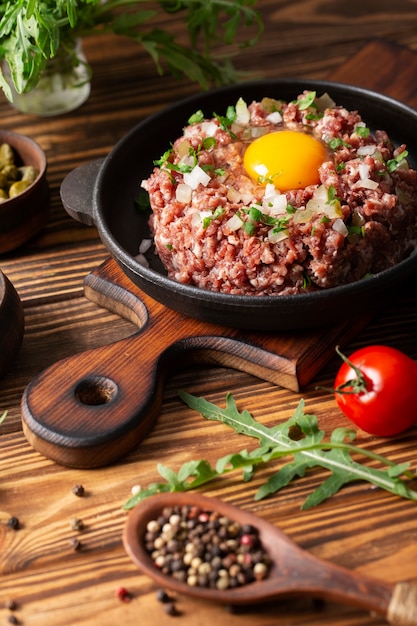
[334,345,417,437]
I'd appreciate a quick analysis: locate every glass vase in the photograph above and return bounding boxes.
[4,39,91,117]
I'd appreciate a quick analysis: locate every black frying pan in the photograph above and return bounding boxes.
[61,79,417,331]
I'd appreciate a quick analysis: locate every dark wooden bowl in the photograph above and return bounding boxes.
[0,129,49,254]
[0,270,24,377]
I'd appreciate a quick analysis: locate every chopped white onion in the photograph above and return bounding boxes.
[240,193,254,206]
[177,140,192,158]
[139,238,152,254]
[180,154,195,168]
[351,209,365,227]
[135,253,149,267]
[235,97,250,125]
[332,218,349,237]
[226,213,244,231]
[305,184,342,218]
[293,208,314,224]
[267,228,289,243]
[250,126,268,138]
[176,183,192,204]
[315,92,336,111]
[201,121,218,137]
[357,145,376,156]
[266,111,282,124]
[358,163,370,180]
[183,165,211,190]
[263,193,288,216]
[355,178,379,190]
[227,187,242,203]
[191,210,212,227]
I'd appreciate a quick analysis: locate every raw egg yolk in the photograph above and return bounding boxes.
[243,130,328,191]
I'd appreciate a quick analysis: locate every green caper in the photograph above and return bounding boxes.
[9,180,31,198]
[0,143,15,167]
[18,165,38,184]
[0,142,40,201]
[0,172,8,190]
[1,164,20,182]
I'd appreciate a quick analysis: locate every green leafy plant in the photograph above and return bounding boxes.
[0,0,263,101]
[124,393,417,510]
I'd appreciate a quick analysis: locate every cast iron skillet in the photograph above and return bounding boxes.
[61,78,417,330]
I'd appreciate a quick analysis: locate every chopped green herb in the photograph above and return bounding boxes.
[347,224,365,236]
[188,110,205,124]
[154,147,174,167]
[214,106,237,138]
[202,137,216,150]
[355,126,370,138]
[327,137,350,150]
[296,91,317,111]
[327,185,339,205]
[0,0,264,101]
[203,206,225,228]
[387,151,409,173]
[243,205,289,236]
[0,411,7,426]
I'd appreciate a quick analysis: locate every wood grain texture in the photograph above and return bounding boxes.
[1,2,417,624]
[20,258,373,467]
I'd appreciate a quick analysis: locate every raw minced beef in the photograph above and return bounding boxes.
[141,91,417,295]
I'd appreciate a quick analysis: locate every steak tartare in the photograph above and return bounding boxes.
[141,91,417,295]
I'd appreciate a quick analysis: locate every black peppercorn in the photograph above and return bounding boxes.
[6,517,20,530]
[69,537,82,551]
[72,484,85,497]
[5,600,17,611]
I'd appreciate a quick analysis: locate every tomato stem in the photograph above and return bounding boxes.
[334,345,369,395]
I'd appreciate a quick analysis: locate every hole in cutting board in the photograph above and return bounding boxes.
[74,376,118,406]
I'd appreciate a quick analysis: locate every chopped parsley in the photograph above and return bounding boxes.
[188,110,205,124]
[203,206,225,228]
[387,150,409,173]
[327,137,350,150]
[354,125,370,138]
[296,91,317,110]
[243,205,290,236]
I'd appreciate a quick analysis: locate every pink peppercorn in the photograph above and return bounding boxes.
[116,587,132,602]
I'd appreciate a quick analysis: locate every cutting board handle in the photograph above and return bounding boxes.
[21,260,305,468]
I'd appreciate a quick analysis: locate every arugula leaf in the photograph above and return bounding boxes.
[0,0,263,98]
[123,393,417,510]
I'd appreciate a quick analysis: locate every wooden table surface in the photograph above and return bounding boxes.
[1,1,417,624]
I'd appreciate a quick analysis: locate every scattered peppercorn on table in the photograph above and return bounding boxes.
[1,2,417,624]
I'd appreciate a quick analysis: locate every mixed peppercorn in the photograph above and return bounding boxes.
[143,505,270,590]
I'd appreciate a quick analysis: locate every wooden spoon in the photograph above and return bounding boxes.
[123,492,417,625]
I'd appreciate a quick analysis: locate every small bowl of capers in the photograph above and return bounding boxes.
[0,129,49,254]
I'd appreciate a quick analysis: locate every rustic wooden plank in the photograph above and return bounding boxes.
[1,8,417,624]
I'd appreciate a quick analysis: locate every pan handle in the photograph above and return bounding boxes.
[60,158,105,226]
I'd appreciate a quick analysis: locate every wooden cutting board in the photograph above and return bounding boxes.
[20,40,417,469]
